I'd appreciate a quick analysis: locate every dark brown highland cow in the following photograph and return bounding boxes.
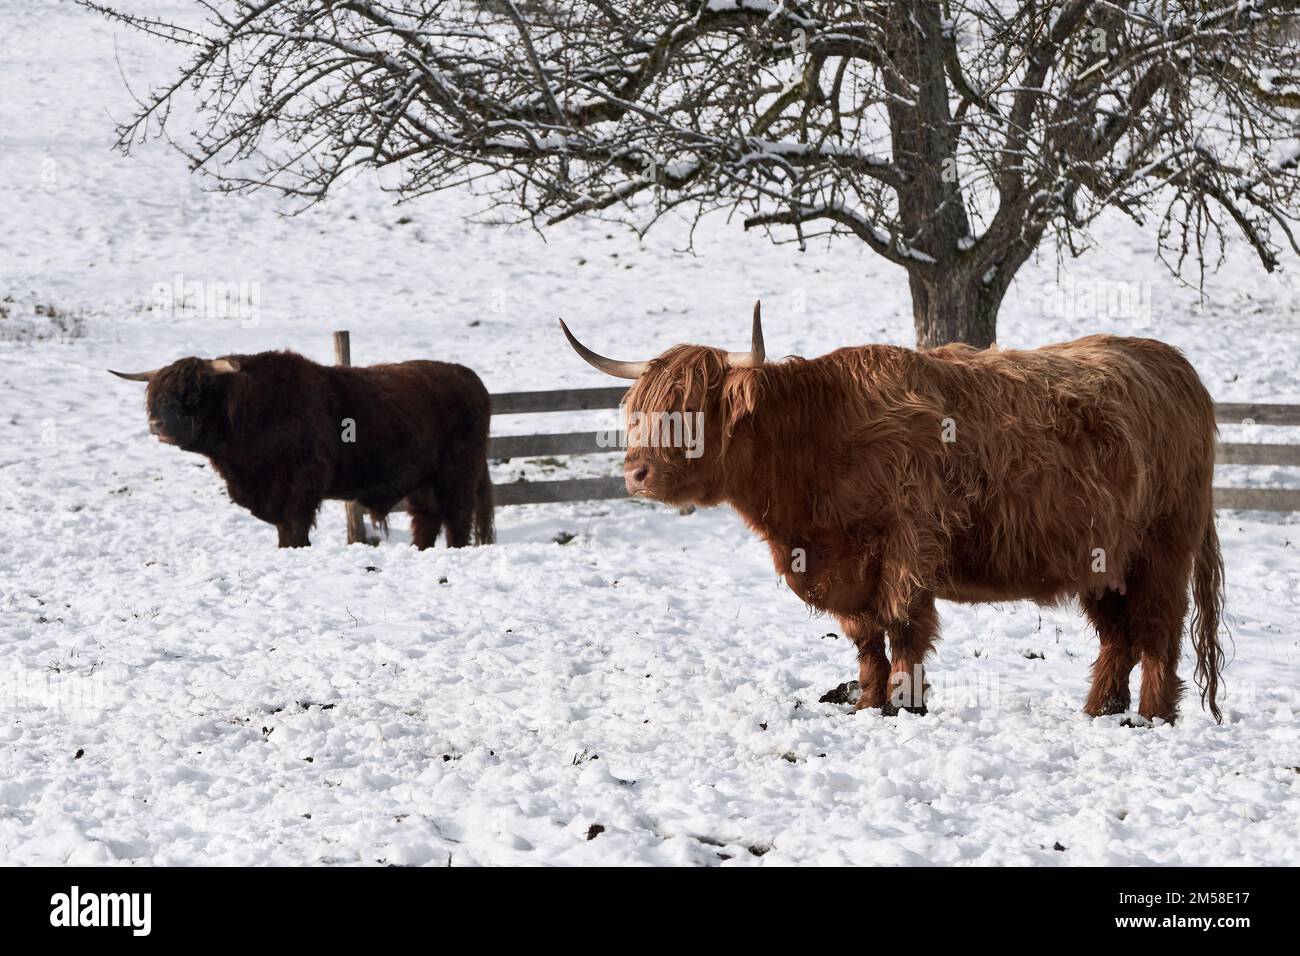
[562,304,1225,724]
[110,351,494,549]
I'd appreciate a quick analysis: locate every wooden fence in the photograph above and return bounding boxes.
[1207,402,1300,511]
[487,388,1300,512]
[489,386,628,506]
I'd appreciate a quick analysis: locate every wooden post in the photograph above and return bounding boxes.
[333,330,368,545]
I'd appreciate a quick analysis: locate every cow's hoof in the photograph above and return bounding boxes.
[882,702,928,717]
[819,681,860,706]
[1119,715,1155,728]
[1084,695,1131,717]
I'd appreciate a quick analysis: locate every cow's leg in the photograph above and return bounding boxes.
[1128,547,1193,724]
[405,487,443,550]
[433,470,474,549]
[267,493,318,548]
[275,516,312,548]
[883,594,938,716]
[1081,588,1137,717]
[838,616,889,711]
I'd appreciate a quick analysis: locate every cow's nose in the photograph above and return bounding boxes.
[148,418,163,436]
[624,462,652,495]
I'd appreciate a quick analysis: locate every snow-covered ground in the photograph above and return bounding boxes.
[1,1,1297,865]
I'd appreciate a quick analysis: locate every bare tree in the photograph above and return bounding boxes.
[89,0,1300,347]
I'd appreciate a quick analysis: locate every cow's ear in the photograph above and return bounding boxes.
[210,358,241,374]
[722,370,761,436]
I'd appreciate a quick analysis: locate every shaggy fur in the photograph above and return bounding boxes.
[618,335,1224,723]
[128,350,493,548]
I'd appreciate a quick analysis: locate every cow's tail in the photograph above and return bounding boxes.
[473,460,495,546]
[1190,514,1226,723]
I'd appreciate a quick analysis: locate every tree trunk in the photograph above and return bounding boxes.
[909,269,1004,350]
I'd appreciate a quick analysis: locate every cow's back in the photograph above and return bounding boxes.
[815,336,1216,599]
[938,336,1212,596]
[921,335,1215,499]
[323,359,490,506]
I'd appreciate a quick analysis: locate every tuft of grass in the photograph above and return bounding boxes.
[0,298,87,343]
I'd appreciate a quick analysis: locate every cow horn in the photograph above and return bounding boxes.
[559,319,648,380]
[210,358,241,374]
[107,368,159,382]
[725,300,765,368]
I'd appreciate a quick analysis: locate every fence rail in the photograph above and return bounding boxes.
[1212,488,1300,511]
[1215,403,1300,427]
[490,386,628,415]
[486,389,1300,512]
[489,431,607,459]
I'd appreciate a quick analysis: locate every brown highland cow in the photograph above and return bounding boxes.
[110,351,494,549]
[562,304,1225,724]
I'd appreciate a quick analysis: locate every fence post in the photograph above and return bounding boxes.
[333,330,368,545]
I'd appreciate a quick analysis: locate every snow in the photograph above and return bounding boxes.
[1,1,1298,866]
